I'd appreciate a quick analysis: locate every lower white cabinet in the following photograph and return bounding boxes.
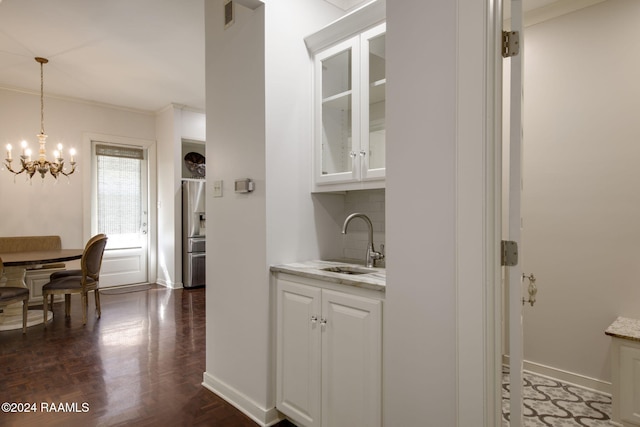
[611,337,640,426]
[275,276,382,427]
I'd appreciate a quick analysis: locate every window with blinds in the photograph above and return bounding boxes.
[95,144,144,249]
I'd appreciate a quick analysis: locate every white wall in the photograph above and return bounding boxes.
[384,1,457,424]
[522,0,640,385]
[180,109,206,142]
[155,105,205,288]
[265,0,346,267]
[204,1,270,423]
[155,105,182,287]
[0,89,155,247]
[385,0,498,425]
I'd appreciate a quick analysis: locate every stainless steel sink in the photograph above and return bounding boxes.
[321,266,377,275]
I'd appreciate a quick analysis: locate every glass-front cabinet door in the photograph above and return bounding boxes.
[315,37,360,183]
[313,22,386,188]
[361,23,386,181]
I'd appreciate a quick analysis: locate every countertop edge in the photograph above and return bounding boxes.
[605,316,640,342]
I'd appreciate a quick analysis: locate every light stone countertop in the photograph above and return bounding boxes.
[605,316,640,342]
[270,260,385,292]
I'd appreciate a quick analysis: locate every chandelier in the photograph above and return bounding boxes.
[4,57,76,180]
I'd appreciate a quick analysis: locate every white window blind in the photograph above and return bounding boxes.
[95,144,144,249]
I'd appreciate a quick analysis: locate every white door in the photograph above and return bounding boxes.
[91,140,150,286]
[276,279,321,427]
[321,289,381,427]
[506,0,524,425]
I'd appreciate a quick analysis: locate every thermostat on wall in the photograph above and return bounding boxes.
[235,178,254,193]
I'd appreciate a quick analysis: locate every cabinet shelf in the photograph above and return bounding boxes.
[322,90,352,111]
[369,79,386,105]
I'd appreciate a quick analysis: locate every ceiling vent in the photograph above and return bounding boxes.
[224,0,234,28]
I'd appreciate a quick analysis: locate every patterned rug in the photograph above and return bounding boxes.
[502,369,612,426]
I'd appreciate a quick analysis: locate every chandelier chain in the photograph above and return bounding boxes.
[40,59,44,135]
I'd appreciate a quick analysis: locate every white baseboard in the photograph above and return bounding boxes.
[202,371,283,427]
[524,360,612,395]
[502,355,612,395]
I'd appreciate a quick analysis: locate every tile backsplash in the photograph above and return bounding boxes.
[341,189,385,265]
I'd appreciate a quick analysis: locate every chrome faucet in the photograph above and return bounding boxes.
[341,213,385,268]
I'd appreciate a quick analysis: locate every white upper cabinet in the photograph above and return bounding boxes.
[306,0,385,192]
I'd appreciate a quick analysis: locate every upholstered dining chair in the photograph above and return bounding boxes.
[42,234,108,326]
[0,258,30,333]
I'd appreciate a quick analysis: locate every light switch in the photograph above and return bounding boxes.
[213,180,223,198]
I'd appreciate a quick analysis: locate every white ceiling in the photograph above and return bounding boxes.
[0,0,571,114]
[0,0,205,112]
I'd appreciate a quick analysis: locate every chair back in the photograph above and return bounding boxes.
[81,234,108,285]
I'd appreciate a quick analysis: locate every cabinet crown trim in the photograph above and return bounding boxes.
[304,0,385,53]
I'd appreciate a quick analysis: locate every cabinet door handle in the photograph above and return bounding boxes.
[310,315,318,324]
[320,318,327,329]
[359,150,367,175]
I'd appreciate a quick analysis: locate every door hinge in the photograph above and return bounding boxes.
[501,240,518,266]
[502,31,520,58]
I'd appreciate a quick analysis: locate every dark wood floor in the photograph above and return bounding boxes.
[0,285,295,427]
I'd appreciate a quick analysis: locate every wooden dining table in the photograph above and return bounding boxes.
[0,248,83,331]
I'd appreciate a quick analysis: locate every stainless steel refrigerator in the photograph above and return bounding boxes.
[182,180,206,288]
